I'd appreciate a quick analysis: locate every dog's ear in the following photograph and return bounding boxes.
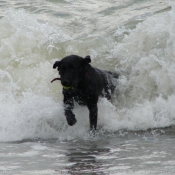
[83,55,91,64]
[53,61,60,69]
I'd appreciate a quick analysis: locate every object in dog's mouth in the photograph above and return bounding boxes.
[51,77,61,83]
[51,77,71,90]
[52,55,119,131]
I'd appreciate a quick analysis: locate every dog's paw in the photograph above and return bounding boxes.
[89,130,95,137]
[88,129,98,137]
[65,111,77,126]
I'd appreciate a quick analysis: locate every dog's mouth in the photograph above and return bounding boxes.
[51,77,72,90]
[61,82,72,90]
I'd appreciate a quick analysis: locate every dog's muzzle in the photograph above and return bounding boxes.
[51,78,72,90]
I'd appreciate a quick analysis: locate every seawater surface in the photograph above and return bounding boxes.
[0,0,175,174]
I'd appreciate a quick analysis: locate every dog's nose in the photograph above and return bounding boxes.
[62,80,71,87]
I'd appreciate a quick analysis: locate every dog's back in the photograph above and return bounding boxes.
[92,68,118,100]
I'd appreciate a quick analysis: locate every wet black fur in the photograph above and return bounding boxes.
[53,55,119,131]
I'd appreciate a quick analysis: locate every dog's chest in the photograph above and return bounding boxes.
[73,89,87,106]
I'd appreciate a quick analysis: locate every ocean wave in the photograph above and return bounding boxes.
[0,4,174,141]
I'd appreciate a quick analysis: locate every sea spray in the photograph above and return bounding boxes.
[0,5,175,141]
[111,4,175,131]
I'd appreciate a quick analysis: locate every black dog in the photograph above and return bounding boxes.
[52,55,118,131]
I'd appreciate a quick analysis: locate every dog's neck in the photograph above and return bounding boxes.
[75,66,89,89]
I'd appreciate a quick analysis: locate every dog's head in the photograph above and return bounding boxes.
[53,55,91,89]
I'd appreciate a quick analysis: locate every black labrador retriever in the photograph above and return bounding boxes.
[52,55,118,131]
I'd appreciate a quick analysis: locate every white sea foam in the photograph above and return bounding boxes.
[111,3,175,130]
[0,5,175,141]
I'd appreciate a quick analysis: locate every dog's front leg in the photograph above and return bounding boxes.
[87,103,98,131]
[63,91,77,126]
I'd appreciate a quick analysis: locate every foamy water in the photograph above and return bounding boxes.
[0,2,174,142]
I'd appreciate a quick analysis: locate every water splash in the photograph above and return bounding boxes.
[0,5,175,142]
